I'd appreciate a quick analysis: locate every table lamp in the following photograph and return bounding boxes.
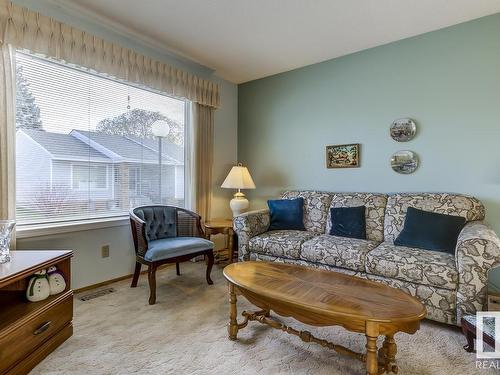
[221,163,256,216]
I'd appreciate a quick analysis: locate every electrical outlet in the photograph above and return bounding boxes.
[101,245,110,258]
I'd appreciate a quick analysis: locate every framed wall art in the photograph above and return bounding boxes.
[326,143,360,168]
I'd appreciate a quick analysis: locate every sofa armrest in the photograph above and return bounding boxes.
[455,221,500,322]
[233,209,270,261]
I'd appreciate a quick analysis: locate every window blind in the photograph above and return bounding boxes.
[15,51,187,226]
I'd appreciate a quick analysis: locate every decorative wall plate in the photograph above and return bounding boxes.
[391,150,419,174]
[390,118,417,142]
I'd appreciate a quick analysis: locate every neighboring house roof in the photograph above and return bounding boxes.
[21,129,111,162]
[72,130,181,164]
[19,129,183,165]
[126,135,184,163]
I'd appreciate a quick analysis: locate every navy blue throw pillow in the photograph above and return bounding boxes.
[267,198,305,231]
[329,206,366,239]
[394,207,466,254]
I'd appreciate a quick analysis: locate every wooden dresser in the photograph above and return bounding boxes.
[0,250,73,375]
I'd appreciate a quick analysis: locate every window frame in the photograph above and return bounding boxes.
[15,51,191,236]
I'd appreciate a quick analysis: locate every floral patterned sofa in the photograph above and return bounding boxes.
[233,191,500,325]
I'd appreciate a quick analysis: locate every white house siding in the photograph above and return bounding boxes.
[51,160,114,201]
[16,131,52,206]
[163,165,176,203]
[128,164,177,205]
[174,165,184,200]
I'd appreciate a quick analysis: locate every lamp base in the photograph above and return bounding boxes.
[230,192,250,217]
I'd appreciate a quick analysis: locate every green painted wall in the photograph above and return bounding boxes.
[238,13,500,235]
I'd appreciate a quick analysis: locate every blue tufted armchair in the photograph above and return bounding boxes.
[130,205,214,305]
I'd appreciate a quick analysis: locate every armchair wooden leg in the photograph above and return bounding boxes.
[131,262,141,288]
[206,250,214,285]
[176,262,180,276]
[148,264,157,305]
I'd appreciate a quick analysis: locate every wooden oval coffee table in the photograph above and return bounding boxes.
[223,261,426,375]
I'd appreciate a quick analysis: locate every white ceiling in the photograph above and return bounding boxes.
[56,0,500,83]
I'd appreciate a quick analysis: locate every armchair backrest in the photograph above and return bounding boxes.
[133,206,177,241]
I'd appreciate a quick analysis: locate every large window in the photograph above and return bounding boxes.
[15,51,188,226]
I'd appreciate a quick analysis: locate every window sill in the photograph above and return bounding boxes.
[16,216,130,239]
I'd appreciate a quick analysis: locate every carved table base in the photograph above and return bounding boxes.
[228,284,399,375]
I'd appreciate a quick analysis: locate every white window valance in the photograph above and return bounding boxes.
[0,1,220,108]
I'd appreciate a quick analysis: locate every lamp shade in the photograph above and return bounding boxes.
[221,165,256,190]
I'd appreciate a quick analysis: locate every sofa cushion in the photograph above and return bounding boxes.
[300,234,379,272]
[326,193,388,242]
[281,191,333,233]
[268,198,305,231]
[365,242,458,290]
[145,237,214,262]
[384,193,485,243]
[249,230,316,259]
[394,207,466,254]
[329,206,366,239]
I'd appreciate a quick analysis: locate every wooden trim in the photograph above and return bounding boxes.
[74,264,174,294]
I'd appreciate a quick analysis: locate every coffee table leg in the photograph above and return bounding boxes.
[365,322,379,375]
[228,283,239,340]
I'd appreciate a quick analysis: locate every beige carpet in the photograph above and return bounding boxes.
[31,262,489,375]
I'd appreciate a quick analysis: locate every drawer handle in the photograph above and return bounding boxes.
[33,321,52,335]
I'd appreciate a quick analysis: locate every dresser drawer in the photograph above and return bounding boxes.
[0,293,73,373]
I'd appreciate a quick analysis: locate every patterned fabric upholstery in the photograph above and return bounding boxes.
[384,193,485,243]
[365,242,458,290]
[252,253,456,324]
[456,221,500,323]
[232,191,500,326]
[133,206,177,241]
[251,253,362,276]
[249,230,316,259]
[326,193,388,242]
[365,273,457,325]
[233,209,270,261]
[301,234,378,272]
[281,191,333,233]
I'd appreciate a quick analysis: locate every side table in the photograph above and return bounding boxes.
[461,314,498,353]
[204,219,235,264]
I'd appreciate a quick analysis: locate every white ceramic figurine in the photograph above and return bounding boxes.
[47,266,66,295]
[26,269,50,302]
